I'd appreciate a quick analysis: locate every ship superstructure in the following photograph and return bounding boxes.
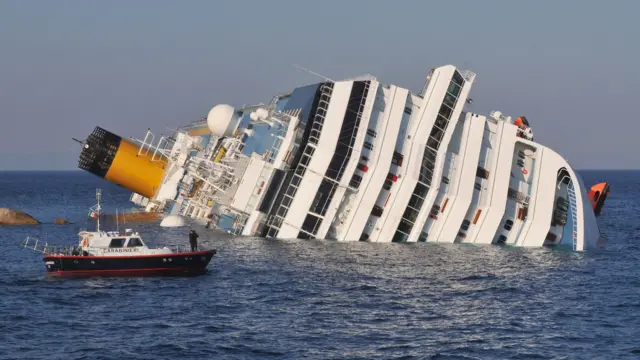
[76,64,606,251]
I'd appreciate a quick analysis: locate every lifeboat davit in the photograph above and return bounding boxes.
[588,182,610,216]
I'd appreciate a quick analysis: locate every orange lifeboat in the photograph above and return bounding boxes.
[587,182,610,216]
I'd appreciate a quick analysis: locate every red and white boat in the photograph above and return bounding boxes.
[21,189,216,277]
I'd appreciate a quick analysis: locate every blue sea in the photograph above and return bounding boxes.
[0,170,638,359]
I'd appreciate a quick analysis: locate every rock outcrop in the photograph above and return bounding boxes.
[53,218,71,225]
[0,208,40,225]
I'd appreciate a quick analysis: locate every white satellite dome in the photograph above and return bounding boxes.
[159,214,186,227]
[207,104,241,137]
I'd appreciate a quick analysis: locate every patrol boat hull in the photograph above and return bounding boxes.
[42,250,216,277]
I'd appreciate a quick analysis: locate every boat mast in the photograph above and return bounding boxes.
[96,189,101,233]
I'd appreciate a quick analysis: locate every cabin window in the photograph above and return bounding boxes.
[383,178,393,191]
[300,154,312,167]
[429,204,440,218]
[128,238,143,247]
[109,238,126,248]
[392,151,404,166]
[404,107,412,115]
[461,219,470,231]
[371,205,384,217]
[496,235,507,244]
[504,219,513,231]
[476,167,489,179]
[349,173,363,189]
[366,129,377,138]
[363,141,374,151]
[290,175,302,188]
[474,182,482,191]
[438,103,453,119]
[304,146,315,156]
[443,93,456,108]
[447,82,461,98]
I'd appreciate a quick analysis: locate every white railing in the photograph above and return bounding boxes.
[137,129,154,156]
[20,236,47,253]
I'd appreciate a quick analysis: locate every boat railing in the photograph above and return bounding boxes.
[20,236,48,254]
[172,244,189,253]
[21,237,210,256]
[20,236,82,255]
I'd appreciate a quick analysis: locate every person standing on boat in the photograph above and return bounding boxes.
[189,229,199,252]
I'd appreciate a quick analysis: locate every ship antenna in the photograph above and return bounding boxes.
[116,208,119,234]
[293,64,334,82]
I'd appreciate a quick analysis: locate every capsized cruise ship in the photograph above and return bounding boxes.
[75,64,609,251]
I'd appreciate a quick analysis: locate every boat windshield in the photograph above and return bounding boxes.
[109,238,126,248]
[127,237,144,247]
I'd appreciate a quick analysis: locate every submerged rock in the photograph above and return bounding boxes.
[0,208,40,225]
[53,218,71,225]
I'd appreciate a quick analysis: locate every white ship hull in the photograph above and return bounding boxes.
[75,65,607,251]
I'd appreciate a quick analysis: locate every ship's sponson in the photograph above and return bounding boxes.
[78,126,167,198]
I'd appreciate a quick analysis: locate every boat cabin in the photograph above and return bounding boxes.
[79,229,147,249]
[74,229,172,256]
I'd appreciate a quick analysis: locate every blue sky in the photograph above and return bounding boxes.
[0,0,638,170]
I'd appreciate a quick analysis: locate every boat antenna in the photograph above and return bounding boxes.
[116,208,119,234]
[95,189,101,233]
[293,64,334,82]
